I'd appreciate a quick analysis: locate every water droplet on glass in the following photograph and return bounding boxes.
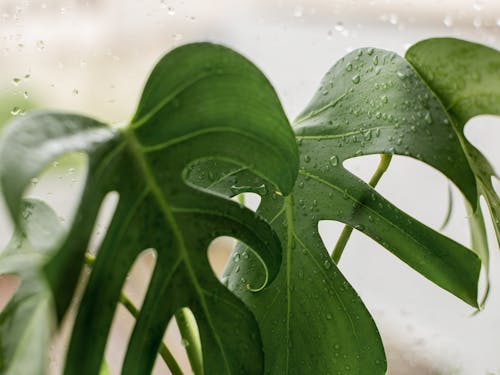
[72,88,79,95]
[12,77,21,86]
[473,0,485,11]
[329,155,339,166]
[334,22,344,32]
[293,5,303,18]
[30,177,39,186]
[323,260,331,269]
[23,91,28,99]
[167,6,175,15]
[346,63,353,72]
[381,95,388,104]
[36,40,45,51]
[373,55,379,66]
[351,74,360,84]
[367,48,374,56]
[443,15,453,27]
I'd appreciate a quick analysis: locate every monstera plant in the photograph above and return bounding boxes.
[0,37,498,374]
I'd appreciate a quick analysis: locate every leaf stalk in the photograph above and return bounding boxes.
[331,154,392,263]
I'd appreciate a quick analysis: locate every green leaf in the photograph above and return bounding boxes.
[406,38,500,294]
[0,43,299,375]
[0,199,64,375]
[221,46,484,374]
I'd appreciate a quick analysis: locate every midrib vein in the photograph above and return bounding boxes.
[284,195,294,375]
[123,129,231,373]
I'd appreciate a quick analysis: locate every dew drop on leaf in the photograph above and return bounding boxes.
[351,74,360,84]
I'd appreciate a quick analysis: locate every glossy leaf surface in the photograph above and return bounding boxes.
[221,45,485,375]
[406,38,500,288]
[0,43,299,375]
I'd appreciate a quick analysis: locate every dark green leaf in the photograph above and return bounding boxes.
[222,46,485,374]
[0,43,299,375]
[406,37,500,302]
[0,199,64,375]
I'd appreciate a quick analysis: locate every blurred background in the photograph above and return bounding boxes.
[0,0,499,374]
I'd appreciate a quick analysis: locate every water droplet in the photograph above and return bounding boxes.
[346,63,353,72]
[167,6,175,15]
[334,22,344,32]
[323,260,332,269]
[424,111,432,124]
[72,88,79,95]
[443,15,453,27]
[12,77,21,86]
[329,155,339,166]
[303,155,311,163]
[351,74,360,84]
[381,95,388,104]
[326,313,333,320]
[373,55,379,66]
[293,5,303,17]
[367,48,374,56]
[473,0,485,11]
[181,338,189,347]
[30,177,39,186]
[10,106,21,115]
[36,40,45,51]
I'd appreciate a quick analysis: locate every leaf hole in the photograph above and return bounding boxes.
[318,220,350,257]
[105,248,157,374]
[233,192,262,212]
[208,236,235,279]
[153,314,192,374]
[463,115,500,175]
[88,191,119,255]
[343,154,468,246]
[0,274,20,311]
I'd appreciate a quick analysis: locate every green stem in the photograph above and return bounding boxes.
[331,154,392,263]
[237,193,245,206]
[84,254,184,375]
[175,308,204,375]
